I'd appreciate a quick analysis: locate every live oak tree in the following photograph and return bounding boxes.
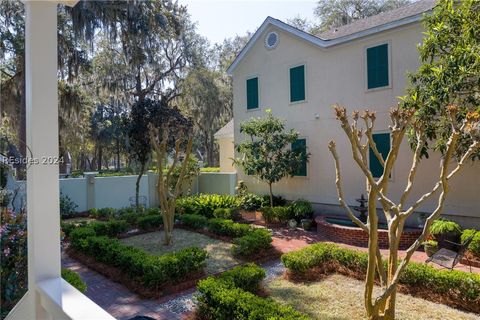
[234,110,310,207]
[148,100,193,246]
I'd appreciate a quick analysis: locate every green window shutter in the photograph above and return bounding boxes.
[292,138,307,176]
[290,65,305,102]
[367,44,389,89]
[246,77,259,110]
[369,133,390,178]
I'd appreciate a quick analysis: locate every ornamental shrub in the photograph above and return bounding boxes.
[60,192,78,218]
[232,228,272,257]
[69,227,96,249]
[89,207,116,220]
[461,229,480,256]
[291,199,313,220]
[137,215,163,231]
[89,220,129,237]
[71,235,207,288]
[260,206,292,224]
[61,268,87,293]
[196,277,308,320]
[175,194,240,217]
[239,193,265,211]
[212,208,239,220]
[281,242,480,307]
[207,218,253,238]
[179,214,208,229]
[429,219,462,236]
[219,263,266,293]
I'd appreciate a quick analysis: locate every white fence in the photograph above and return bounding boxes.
[57,171,237,211]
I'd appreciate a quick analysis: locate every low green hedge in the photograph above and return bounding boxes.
[207,218,253,238]
[218,263,266,293]
[260,206,293,224]
[197,272,308,320]
[69,227,97,248]
[61,268,87,293]
[179,214,208,229]
[89,207,116,220]
[137,215,163,230]
[461,229,480,256]
[89,220,129,237]
[71,234,207,288]
[232,228,273,257]
[282,243,480,303]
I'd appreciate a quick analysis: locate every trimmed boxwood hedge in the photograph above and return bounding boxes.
[281,243,480,303]
[61,268,87,293]
[137,215,163,231]
[179,214,208,229]
[232,228,272,257]
[89,220,129,237]
[71,234,207,288]
[207,218,253,238]
[196,263,308,320]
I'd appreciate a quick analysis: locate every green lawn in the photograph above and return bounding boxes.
[267,274,478,320]
[120,229,241,274]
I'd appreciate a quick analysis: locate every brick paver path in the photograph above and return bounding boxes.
[63,227,478,319]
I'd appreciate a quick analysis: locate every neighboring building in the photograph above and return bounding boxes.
[214,119,236,172]
[227,0,480,228]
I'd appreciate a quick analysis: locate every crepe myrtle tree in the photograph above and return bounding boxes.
[149,101,193,246]
[234,110,310,207]
[328,104,480,320]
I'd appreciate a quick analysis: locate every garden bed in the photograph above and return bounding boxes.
[267,274,479,320]
[120,229,242,274]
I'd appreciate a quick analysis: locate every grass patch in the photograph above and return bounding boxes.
[267,274,478,320]
[120,229,241,274]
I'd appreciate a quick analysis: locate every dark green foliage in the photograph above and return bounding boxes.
[145,207,161,216]
[175,194,240,217]
[218,263,266,293]
[61,222,77,237]
[239,193,265,211]
[282,243,480,303]
[69,227,97,249]
[429,219,462,236]
[260,206,292,224]
[60,192,78,218]
[291,199,313,220]
[212,208,239,220]
[462,229,480,256]
[71,235,207,288]
[196,277,309,320]
[404,0,480,158]
[232,229,272,257]
[234,110,310,207]
[179,214,208,229]
[207,218,253,238]
[262,194,286,207]
[89,207,116,220]
[89,220,129,237]
[61,268,87,293]
[137,215,163,231]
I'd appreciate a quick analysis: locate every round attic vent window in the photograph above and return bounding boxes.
[265,32,279,49]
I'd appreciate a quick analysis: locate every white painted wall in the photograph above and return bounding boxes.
[231,21,480,228]
[94,175,149,209]
[60,178,87,212]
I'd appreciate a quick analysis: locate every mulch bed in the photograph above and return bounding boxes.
[284,263,480,314]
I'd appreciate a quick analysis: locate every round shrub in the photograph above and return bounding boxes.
[232,228,272,257]
[429,219,462,236]
[61,268,87,293]
[137,215,163,231]
[461,229,480,256]
[239,193,264,211]
[291,199,313,220]
[219,263,266,293]
[179,214,208,229]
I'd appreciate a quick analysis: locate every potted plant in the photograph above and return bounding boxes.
[422,240,438,257]
[429,219,462,250]
[239,193,264,220]
[291,199,313,230]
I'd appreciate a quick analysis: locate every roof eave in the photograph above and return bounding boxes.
[227,12,427,75]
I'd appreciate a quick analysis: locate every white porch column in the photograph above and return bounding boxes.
[25,1,61,318]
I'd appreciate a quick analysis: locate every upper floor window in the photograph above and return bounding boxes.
[366,43,389,89]
[246,77,259,110]
[292,138,307,176]
[369,132,390,178]
[289,65,305,103]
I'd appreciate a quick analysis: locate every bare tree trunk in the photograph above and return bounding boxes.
[135,162,145,209]
[268,182,274,207]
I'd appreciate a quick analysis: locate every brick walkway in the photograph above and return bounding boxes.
[63,228,479,319]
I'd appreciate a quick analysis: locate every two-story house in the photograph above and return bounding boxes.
[225,0,480,228]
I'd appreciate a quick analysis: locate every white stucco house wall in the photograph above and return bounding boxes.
[214,119,236,172]
[227,0,480,228]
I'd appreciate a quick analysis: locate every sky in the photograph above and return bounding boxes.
[178,0,318,44]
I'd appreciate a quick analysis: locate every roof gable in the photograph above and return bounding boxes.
[227,0,435,75]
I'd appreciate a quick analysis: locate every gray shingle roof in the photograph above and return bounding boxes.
[317,0,436,40]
